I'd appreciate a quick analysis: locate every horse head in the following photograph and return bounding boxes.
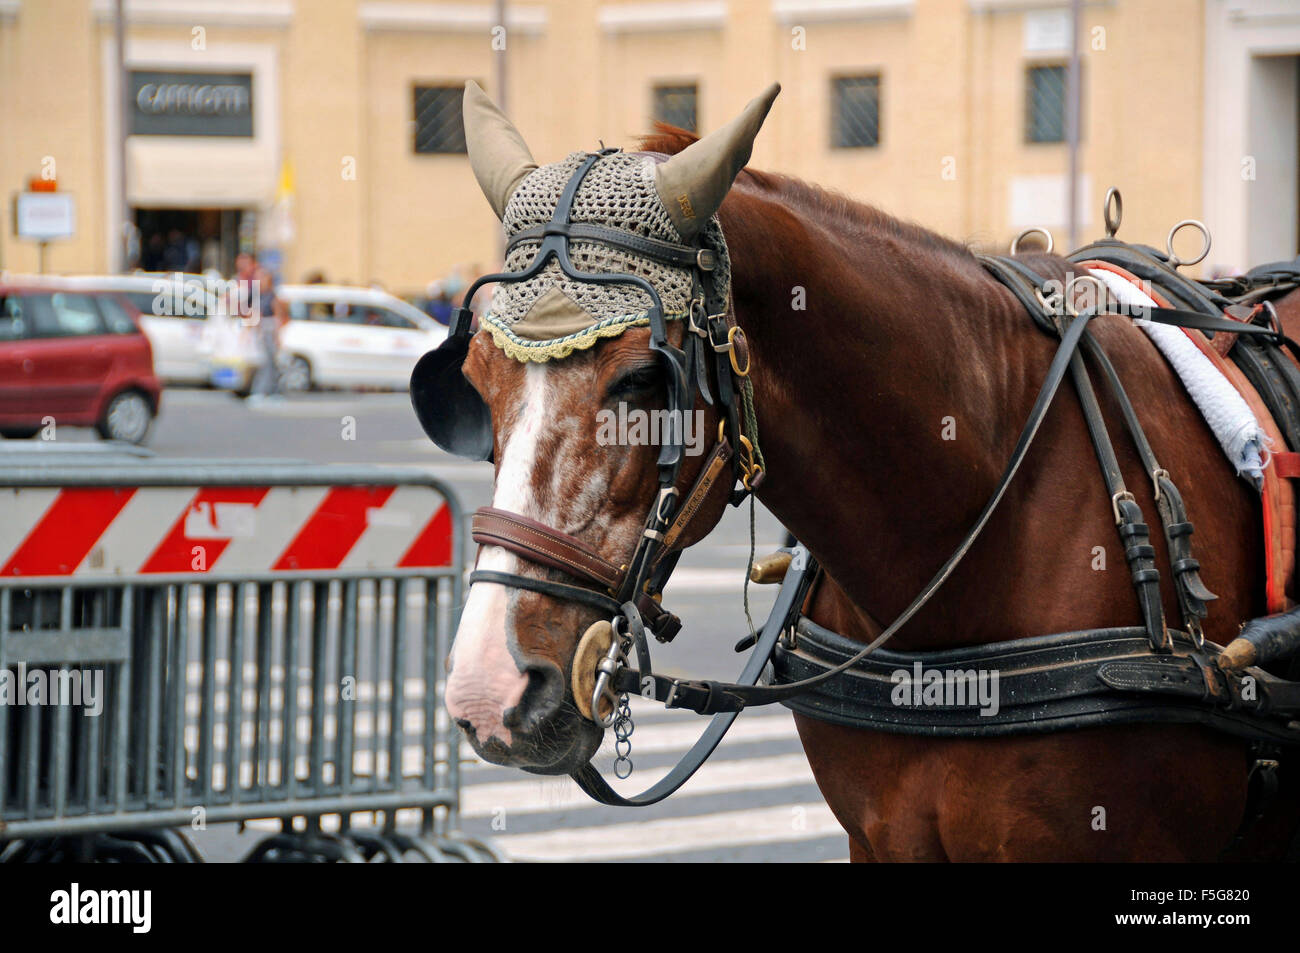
[414,81,779,773]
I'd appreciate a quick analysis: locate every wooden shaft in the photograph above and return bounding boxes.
[1217,638,1258,673]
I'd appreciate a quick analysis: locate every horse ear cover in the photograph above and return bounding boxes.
[463,80,538,220]
[653,83,780,239]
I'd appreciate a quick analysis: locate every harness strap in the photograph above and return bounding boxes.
[506,222,713,271]
[987,255,1170,651]
[472,508,623,591]
[659,438,733,554]
[569,546,815,806]
[470,570,624,616]
[773,617,1300,741]
[600,307,1102,715]
[1062,329,1169,652]
[1078,333,1217,634]
[465,439,734,645]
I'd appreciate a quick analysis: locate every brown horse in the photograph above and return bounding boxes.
[438,84,1299,860]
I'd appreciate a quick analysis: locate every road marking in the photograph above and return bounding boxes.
[460,753,815,816]
[492,801,842,861]
[182,703,797,756]
[659,567,754,593]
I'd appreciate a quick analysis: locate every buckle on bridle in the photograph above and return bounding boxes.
[1111,490,1137,525]
[687,298,709,338]
[707,315,731,352]
[727,327,750,377]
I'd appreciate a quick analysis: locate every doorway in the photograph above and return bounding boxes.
[132,208,245,276]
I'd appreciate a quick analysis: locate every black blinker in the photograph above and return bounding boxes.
[410,335,494,463]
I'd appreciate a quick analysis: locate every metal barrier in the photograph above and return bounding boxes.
[0,462,500,862]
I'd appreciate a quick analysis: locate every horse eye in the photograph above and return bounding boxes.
[607,365,662,400]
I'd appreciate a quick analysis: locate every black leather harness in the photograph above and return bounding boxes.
[770,249,1300,747]
[776,617,1300,743]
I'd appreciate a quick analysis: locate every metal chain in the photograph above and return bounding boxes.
[612,693,635,779]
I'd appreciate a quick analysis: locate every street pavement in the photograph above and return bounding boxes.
[14,388,849,862]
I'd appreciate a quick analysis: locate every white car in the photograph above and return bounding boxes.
[275,285,447,391]
[42,272,227,385]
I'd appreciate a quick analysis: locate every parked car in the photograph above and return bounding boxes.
[49,272,226,385]
[0,282,162,444]
[273,285,448,391]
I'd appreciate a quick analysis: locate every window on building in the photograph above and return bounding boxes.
[414,85,468,154]
[831,76,880,149]
[1025,65,1068,143]
[653,84,698,133]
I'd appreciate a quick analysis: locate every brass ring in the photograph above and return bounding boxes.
[1103,187,1122,238]
[1010,227,1054,256]
[1063,274,1107,317]
[1166,219,1211,269]
[727,326,750,377]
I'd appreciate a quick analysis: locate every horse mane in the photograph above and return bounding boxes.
[639,123,975,262]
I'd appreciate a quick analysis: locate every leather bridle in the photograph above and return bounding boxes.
[441,149,763,720]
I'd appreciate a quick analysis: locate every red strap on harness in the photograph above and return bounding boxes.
[1274,452,1300,480]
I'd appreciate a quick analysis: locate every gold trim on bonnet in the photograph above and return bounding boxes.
[481,311,686,363]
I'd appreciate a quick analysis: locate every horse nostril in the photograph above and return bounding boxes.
[503,661,564,732]
[454,717,473,734]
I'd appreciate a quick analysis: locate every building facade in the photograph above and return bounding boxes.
[0,0,1295,294]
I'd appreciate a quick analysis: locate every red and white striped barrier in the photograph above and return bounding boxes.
[0,484,453,578]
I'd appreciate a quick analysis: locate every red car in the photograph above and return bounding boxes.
[0,283,162,444]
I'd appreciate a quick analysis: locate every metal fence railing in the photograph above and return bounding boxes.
[0,460,499,862]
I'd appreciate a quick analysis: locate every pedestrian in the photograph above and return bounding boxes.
[247,266,289,404]
[424,280,453,326]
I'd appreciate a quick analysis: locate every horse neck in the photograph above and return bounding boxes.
[724,191,1044,644]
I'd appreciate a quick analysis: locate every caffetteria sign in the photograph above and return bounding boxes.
[129,70,254,138]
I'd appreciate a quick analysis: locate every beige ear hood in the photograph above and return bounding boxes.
[653,83,780,239]
[463,80,539,219]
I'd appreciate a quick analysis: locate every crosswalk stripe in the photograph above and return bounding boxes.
[461,753,816,816]
[180,707,798,758]
[581,711,798,757]
[492,801,842,861]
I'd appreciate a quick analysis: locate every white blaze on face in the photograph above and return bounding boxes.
[445,363,552,746]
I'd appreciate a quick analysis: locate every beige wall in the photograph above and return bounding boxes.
[1,0,103,275]
[0,0,1212,293]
